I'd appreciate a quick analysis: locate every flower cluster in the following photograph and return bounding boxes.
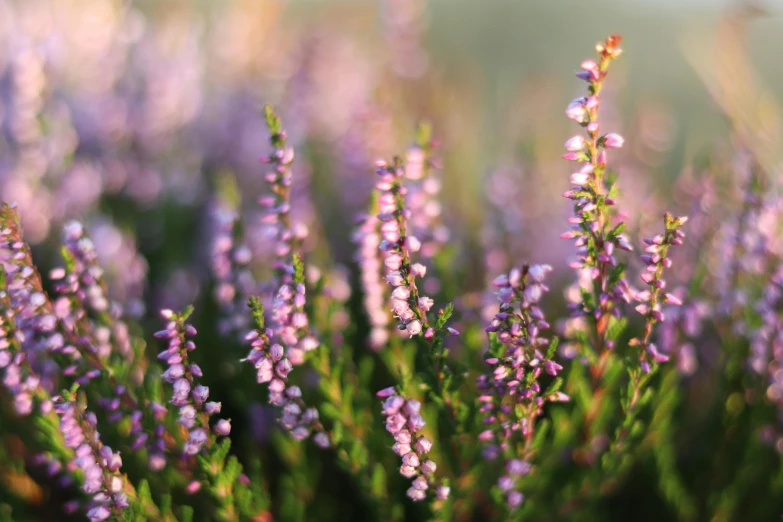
[0,218,53,415]
[53,220,132,361]
[268,278,319,366]
[375,157,432,337]
[561,34,633,355]
[750,265,783,377]
[403,131,449,265]
[0,206,65,396]
[259,105,307,284]
[54,395,128,522]
[353,209,391,349]
[156,308,231,456]
[244,297,329,447]
[478,265,566,508]
[211,206,255,337]
[377,387,448,501]
[631,213,688,372]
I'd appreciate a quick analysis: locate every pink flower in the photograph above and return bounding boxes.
[564,136,586,151]
[602,133,624,149]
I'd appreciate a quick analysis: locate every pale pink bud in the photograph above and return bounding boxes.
[664,293,682,306]
[418,297,434,311]
[415,437,433,453]
[392,287,411,300]
[410,264,427,277]
[400,466,418,478]
[406,320,422,336]
[214,419,231,436]
[564,136,586,151]
[412,476,429,490]
[566,100,587,122]
[570,172,589,185]
[405,399,422,416]
[377,387,396,398]
[393,442,412,456]
[602,133,624,149]
[402,452,420,467]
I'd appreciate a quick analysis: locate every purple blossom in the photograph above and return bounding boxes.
[54,395,128,519]
[353,210,391,350]
[374,158,436,339]
[210,206,256,338]
[560,34,632,362]
[157,308,230,457]
[242,300,329,447]
[477,265,561,508]
[377,387,447,502]
[631,214,688,373]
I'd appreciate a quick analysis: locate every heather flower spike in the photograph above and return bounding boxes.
[602,213,688,476]
[244,296,329,447]
[376,156,435,337]
[156,306,231,456]
[54,391,130,521]
[632,213,688,373]
[561,34,632,365]
[377,387,447,502]
[260,104,304,285]
[353,200,391,350]
[479,265,563,508]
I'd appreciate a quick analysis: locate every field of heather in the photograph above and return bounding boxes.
[2,1,783,521]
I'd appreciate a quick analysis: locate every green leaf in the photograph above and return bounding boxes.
[605,317,627,343]
[544,377,563,395]
[248,297,265,329]
[415,121,433,148]
[370,463,387,499]
[546,337,560,359]
[179,507,194,522]
[435,302,454,330]
[293,253,306,285]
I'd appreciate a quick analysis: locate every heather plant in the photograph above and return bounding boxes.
[3,23,783,522]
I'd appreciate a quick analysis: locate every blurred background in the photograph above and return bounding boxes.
[2,1,783,520]
[2,0,782,291]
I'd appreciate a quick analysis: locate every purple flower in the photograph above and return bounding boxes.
[478,265,562,509]
[54,395,127,517]
[560,34,631,363]
[378,389,442,502]
[157,308,230,457]
[631,213,688,372]
[243,298,329,447]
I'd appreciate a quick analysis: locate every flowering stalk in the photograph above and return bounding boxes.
[0,228,55,415]
[561,34,632,376]
[53,390,132,522]
[259,104,306,285]
[377,156,432,338]
[404,123,449,266]
[0,205,70,396]
[155,307,232,456]
[750,265,783,380]
[374,153,464,432]
[353,200,392,350]
[53,220,133,362]
[244,296,329,447]
[377,386,449,503]
[0,205,172,468]
[477,265,567,510]
[602,213,686,475]
[211,206,255,337]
